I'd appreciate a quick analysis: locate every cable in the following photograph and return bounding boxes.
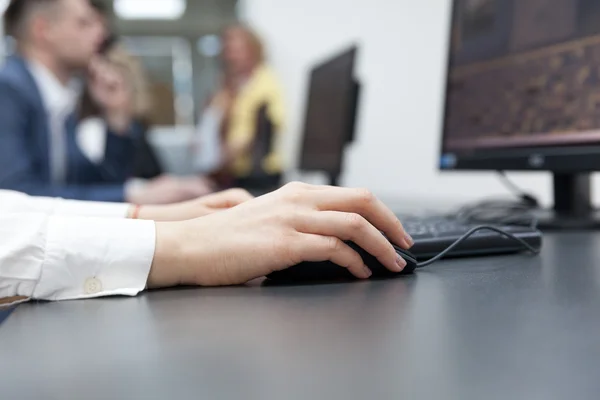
[497,171,540,208]
[454,199,531,219]
[450,199,540,230]
[445,172,540,228]
[406,175,543,268]
[456,203,539,229]
[416,225,541,269]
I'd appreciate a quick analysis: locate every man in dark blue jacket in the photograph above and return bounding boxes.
[0,0,208,203]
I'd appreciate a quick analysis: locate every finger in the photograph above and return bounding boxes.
[183,182,213,197]
[155,175,172,183]
[307,187,413,249]
[184,188,210,198]
[173,188,199,203]
[206,189,254,208]
[295,234,372,279]
[188,176,215,188]
[294,211,406,273]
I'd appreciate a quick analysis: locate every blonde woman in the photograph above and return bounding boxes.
[196,24,286,192]
[78,37,159,177]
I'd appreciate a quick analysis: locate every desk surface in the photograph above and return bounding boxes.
[2,233,600,400]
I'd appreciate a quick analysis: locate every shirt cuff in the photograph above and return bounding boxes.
[33,216,156,301]
[54,199,130,218]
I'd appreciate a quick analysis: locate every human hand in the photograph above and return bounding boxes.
[137,188,253,221]
[148,182,414,288]
[88,56,134,134]
[126,175,214,205]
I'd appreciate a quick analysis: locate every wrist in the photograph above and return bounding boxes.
[147,222,185,289]
[127,204,142,219]
[133,200,211,222]
[136,204,173,221]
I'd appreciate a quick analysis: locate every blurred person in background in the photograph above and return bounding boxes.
[194,23,286,193]
[78,36,164,179]
[0,0,211,204]
[79,1,165,181]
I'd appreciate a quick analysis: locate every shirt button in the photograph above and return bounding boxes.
[84,278,103,295]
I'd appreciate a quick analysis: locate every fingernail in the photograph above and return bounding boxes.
[363,265,373,278]
[396,256,407,272]
[404,233,414,248]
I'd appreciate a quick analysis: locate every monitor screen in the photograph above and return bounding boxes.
[441,0,600,171]
[300,46,358,175]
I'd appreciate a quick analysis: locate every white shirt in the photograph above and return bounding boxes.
[77,117,107,164]
[0,190,155,304]
[28,62,79,184]
[28,62,109,181]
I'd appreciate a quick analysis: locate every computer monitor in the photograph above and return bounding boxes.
[441,0,600,228]
[300,46,361,186]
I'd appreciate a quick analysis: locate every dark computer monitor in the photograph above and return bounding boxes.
[441,0,600,228]
[300,46,361,186]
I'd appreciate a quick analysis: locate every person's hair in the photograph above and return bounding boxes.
[106,44,152,119]
[4,0,60,39]
[222,23,266,66]
[79,41,152,122]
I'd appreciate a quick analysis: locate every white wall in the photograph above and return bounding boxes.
[240,0,600,205]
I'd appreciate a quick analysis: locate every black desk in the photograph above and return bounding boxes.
[1,233,600,400]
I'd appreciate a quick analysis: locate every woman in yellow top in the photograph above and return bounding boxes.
[197,24,285,192]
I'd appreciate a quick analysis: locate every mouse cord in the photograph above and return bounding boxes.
[497,171,540,208]
[457,206,540,230]
[446,172,540,229]
[415,225,541,269]
[451,197,540,229]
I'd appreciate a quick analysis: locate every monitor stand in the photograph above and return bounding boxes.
[535,173,600,230]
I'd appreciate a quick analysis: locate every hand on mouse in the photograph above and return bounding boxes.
[147,182,414,288]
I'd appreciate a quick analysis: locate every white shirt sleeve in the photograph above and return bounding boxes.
[0,190,156,301]
[1,189,129,218]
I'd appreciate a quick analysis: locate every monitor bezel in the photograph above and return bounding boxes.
[438,0,600,173]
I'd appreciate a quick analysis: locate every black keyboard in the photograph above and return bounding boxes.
[399,215,543,260]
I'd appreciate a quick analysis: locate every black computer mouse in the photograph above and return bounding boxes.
[266,241,418,282]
